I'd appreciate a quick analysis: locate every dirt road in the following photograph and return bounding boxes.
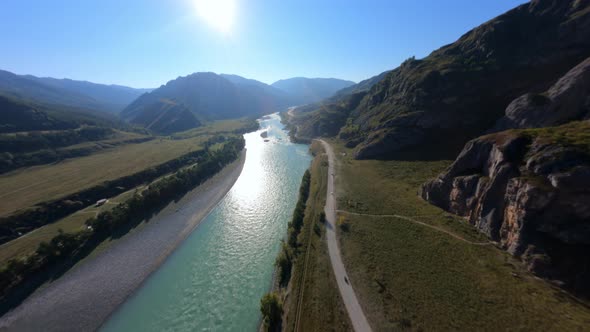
[317,139,372,332]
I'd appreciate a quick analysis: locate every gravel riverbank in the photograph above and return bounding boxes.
[0,151,246,332]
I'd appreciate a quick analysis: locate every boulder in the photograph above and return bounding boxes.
[494,57,590,130]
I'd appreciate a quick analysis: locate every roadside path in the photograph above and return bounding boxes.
[317,140,372,332]
[336,210,492,246]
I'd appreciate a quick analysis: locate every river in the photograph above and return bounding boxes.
[101,113,311,331]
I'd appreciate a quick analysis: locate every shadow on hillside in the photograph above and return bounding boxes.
[368,132,470,162]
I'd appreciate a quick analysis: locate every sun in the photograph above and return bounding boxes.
[194,0,236,34]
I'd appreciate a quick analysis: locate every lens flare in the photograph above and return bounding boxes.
[194,0,236,34]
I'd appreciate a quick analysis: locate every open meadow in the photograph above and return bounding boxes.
[0,136,207,217]
[328,140,590,331]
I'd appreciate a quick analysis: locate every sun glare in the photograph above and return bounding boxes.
[194,0,236,34]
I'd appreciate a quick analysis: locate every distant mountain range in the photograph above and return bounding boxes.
[271,77,355,105]
[0,69,356,135]
[0,93,125,134]
[333,70,390,97]
[0,70,150,114]
[121,73,355,134]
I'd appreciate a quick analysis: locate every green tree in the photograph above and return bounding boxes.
[260,292,282,331]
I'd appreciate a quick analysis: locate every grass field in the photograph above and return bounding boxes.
[0,118,259,262]
[0,136,206,217]
[0,187,141,263]
[283,141,352,332]
[57,129,150,151]
[328,140,590,331]
[172,118,257,139]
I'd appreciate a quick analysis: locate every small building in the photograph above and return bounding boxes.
[95,199,108,207]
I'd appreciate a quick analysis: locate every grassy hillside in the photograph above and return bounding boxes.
[27,76,149,112]
[124,99,200,134]
[285,92,366,142]
[327,139,590,330]
[0,94,77,133]
[0,128,151,174]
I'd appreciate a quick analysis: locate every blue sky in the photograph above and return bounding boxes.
[0,0,526,88]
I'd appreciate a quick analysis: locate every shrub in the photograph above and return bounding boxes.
[260,292,282,331]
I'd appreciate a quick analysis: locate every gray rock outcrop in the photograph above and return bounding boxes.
[421,123,590,297]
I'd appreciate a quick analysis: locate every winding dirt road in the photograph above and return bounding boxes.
[336,210,492,246]
[317,139,372,332]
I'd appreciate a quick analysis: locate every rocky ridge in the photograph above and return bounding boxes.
[493,56,590,130]
[286,0,590,160]
[421,121,590,296]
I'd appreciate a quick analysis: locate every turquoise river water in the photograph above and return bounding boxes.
[101,114,312,331]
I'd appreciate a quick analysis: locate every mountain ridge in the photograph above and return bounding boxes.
[286,0,590,160]
[122,73,356,133]
[0,69,149,114]
[271,77,355,105]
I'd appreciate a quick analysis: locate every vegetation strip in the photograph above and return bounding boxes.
[292,175,318,332]
[0,137,245,314]
[0,136,234,245]
[260,169,311,331]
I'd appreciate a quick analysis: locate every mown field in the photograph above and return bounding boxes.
[0,136,207,217]
[328,140,590,331]
[283,141,351,332]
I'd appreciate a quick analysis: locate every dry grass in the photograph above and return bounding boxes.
[0,136,206,217]
[0,187,141,263]
[172,118,256,139]
[58,129,150,151]
[328,139,590,331]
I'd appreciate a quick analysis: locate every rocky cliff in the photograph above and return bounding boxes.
[346,0,590,159]
[421,121,590,296]
[493,56,590,130]
[352,0,590,159]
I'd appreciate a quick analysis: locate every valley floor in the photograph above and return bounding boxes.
[0,135,207,218]
[327,140,590,330]
[0,152,246,332]
[293,139,590,331]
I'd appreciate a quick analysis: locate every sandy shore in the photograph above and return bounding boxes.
[0,151,246,332]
